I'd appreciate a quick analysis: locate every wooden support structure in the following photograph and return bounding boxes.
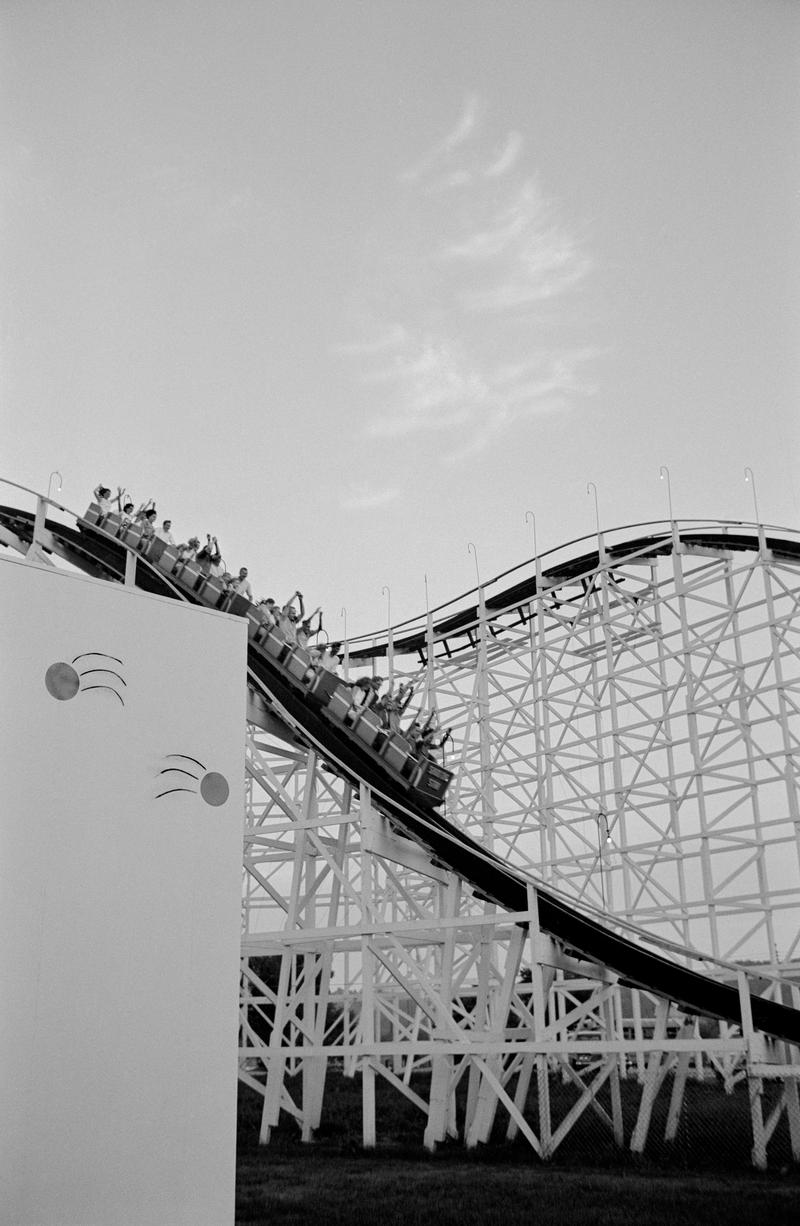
[240,727,800,1167]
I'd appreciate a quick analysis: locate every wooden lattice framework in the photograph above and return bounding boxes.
[427,523,800,967]
[239,725,800,1165]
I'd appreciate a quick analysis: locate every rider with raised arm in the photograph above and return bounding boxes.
[93,484,113,514]
[278,590,305,644]
[296,606,322,649]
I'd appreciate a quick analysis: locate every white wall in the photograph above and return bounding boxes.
[0,557,246,1226]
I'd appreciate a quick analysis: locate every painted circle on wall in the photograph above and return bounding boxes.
[200,771,230,807]
[45,662,80,700]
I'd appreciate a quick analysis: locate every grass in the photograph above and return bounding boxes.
[236,1157,800,1226]
[236,1070,800,1224]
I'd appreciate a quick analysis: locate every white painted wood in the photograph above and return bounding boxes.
[1,557,245,1226]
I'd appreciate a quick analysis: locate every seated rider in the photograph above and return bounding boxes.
[137,507,158,539]
[278,590,305,644]
[362,676,384,711]
[377,680,414,734]
[231,567,253,600]
[196,534,222,575]
[113,486,131,513]
[176,536,200,562]
[406,718,423,748]
[417,714,451,761]
[93,485,113,514]
[296,607,322,650]
[316,641,341,674]
[134,498,155,519]
[350,676,373,708]
[406,708,438,751]
[256,597,278,628]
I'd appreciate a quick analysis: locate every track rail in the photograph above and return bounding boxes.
[350,523,800,661]
[3,497,800,1045]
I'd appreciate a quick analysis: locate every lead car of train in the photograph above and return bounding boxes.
[80,504,452,807]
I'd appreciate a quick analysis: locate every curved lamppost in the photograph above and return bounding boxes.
[659,465,673,522]
[340,606,349,679]
[586,481,600,536]
[382,584,394,686]
[423,572,435,715]
[524,510,537,558]
[744,466,761,523]
[467,541,481,588]
[47,470,62,505]
[586,481,605,562]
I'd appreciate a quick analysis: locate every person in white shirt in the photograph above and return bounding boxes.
[231,567,253,601]
[317,642,341,675]
[159,519,176,545]
[257,598,278,629]
[93,485,112,514]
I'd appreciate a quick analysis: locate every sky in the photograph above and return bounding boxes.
[2,0,799,638]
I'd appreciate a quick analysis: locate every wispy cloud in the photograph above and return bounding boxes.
[443,180,592,309]
[339,97,597,463]
[400,94,483,183]
[359,336,595,461]
[484,132,523,178]
[364,338,479,438]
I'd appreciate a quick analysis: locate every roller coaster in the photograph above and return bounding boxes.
[3,477,800,1166]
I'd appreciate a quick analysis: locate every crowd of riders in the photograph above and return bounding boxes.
[92,484,451,762]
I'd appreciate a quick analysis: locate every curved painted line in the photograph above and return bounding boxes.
[155,787,198,798]
[81,685,125,705]
[77,668,127,686]
[72,652,124,665]
[159,767,201,779]
[164,753,207,770]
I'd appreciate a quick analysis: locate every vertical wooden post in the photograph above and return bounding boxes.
[360,782,377,1148]
[630,997,669,1154]
[464,919,493,1142]
[259,951,292,1144]
[664,1019,694,1143]
[424,876,459,1150]
[738,969,767,1170]
[605,993,624,1147]
[784,985,800,1162]
[466,924,525,1146]
[527,883,552,1158]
